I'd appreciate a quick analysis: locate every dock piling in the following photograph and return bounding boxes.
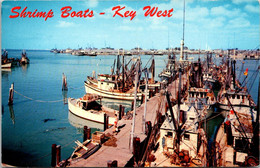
[62,73,68,91]
[8,83,14,105]
[133,137,141,162]
[155,86,159,93]
[56,145,61,165]
[107,160,118,167]
[84,126,88,141]
[51,144,57,167]
[119,105,122,120]
[131,101,134,111]
[106,116,109,130]
[121,106,125,118]
[104,114,107,131]
[87,128,91,139]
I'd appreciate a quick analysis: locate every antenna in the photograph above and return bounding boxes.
[182,0,185,42]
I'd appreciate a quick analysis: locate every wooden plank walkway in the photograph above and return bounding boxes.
[68,74,187,167]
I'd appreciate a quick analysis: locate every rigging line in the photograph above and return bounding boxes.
[248,69,259,92]
[13,90,65,103]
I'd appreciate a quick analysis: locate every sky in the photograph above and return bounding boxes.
[1,0,259,50]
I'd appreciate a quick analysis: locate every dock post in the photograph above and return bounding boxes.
[155,86,159,93]
[106,116,109,129]
[107,160,118,167]
[121,106,125,118]
[62,73,68,91]
[56,145,61,165]
[87,128,91,139]
[104,114,107,131]
[83,126,88,141]
[149,90,152,98]
[141,94,145,104]
[131,101,134,111]
[8,83,14,105]
[133,137,141,162]
[119,105,122,120]
[51,144,57,167]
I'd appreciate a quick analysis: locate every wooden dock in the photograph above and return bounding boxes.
[68,74,187,167]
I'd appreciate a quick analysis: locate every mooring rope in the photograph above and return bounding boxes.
[13,90,65,103]
[68,86,84,90]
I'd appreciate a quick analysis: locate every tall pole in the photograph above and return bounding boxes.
[130,60,140,152]
[180,0,185,61]
[143,70,148,132]
[122,54,125,91]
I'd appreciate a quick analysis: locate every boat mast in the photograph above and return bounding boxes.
[143,69,148,132]
[122,51,125,91]
[130,59,140,152]
[180,0,185,61]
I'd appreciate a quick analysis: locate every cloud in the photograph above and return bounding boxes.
[56,21,75,28]
[118,25,143,31]
[227,17,250,28]
[232,0,257,4]
[211,6,246,17]
[245,4,259,13]
[86,0,98,8]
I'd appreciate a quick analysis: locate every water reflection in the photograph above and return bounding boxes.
[68,111,103,131]
[62,90,68,104]
[8,105,15,125]
[21,64,29,72]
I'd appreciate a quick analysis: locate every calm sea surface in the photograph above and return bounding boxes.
[1,50,259,166]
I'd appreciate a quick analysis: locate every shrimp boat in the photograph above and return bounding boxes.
[214,105,258,166]
[85,55,155,101]
[84,75,143,101]
[58,139,101,166]
[152,92,208,167]
[20,50,30,64]
[68,93,117,125]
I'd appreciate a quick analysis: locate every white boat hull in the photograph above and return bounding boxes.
[84,81,143,101]
[220,104,257,121]
[1,63,12,69]
[68,98,116,126]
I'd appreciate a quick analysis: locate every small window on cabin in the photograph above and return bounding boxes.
[190,117,195,121]
[184,134,190,140]
[237,95,240,99]
[167,132,173,138]
[192,93,194,97]
[232,95,235,99]
[209,74,212,76]
[200,92,203,98]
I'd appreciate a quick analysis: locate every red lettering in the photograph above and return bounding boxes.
[168,8,174,17]
[45,10,54,21]
[112,6,136,20]
[76,11,83,17]
[20,7,28,18]
[83,9,90,17]
[87,11,94,17]
[61,6,72,18]
[71,11,76,17]
[143,6,157,17]
[9,6,21,18]
[112,6,125,18]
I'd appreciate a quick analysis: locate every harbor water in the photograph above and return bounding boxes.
[1,50,259,166]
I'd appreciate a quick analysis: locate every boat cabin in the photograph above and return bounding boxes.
[97,74,117,91]
[158,104,205,158]
[188,87,215,109]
